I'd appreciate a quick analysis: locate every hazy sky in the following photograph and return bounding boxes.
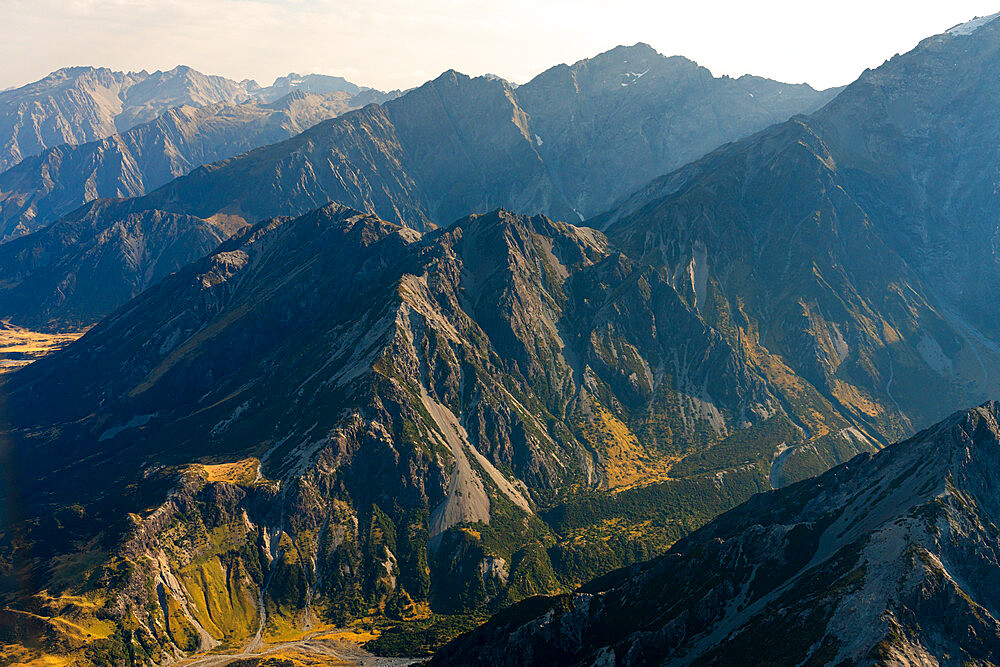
[2,1,999,92]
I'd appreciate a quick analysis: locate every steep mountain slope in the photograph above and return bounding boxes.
[811,13,1000,345]
[434,401,1000,665]
[0,204,878,664]
[0,88,398,240]
[589,13,1000,480]
[0,66,260,172]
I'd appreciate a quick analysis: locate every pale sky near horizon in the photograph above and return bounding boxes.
[1,1,999,92]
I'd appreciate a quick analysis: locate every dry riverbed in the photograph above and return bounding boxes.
[177,628,419,667]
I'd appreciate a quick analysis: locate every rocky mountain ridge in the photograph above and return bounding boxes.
[434,401,1000,665]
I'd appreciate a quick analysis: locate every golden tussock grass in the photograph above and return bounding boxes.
[0,321,86,374]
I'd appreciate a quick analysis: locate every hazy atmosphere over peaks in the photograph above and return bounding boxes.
[2,0,1000,92]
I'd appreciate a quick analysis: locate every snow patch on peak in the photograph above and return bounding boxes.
[947,11,1000,35]
[619,69,650,88]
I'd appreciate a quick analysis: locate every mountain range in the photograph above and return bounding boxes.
[433,13,1000,663]
[0,88,396,241]
[0,66,383,173]
[3,12,1000,667]
[86,44,837,230]
[0,44,836,331]
[0,66,255,173]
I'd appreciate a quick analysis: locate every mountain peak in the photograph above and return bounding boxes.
[255,72,363,101]
[434,68,471,83]
[612,41,660,56]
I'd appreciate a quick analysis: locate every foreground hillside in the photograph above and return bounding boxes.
[435,401,1000,665]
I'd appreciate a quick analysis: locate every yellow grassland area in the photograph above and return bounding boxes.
[0,321,86,375]
[240,653,353,666]
[190,457,261,485]
[0,646,75,667]
[174,622,382,666]
[309,627,381,644]
[581,404,675,491]
[0,591,116,666]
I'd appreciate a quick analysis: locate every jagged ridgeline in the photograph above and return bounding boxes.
[0,65,381,175]
[434,402,1000,665]
[0,65,262,174]
[0,88,396,241]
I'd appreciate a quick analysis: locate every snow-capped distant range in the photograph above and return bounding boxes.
[947,11,1000,35]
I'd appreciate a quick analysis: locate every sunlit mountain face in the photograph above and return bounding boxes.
[3,11,1000,666]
